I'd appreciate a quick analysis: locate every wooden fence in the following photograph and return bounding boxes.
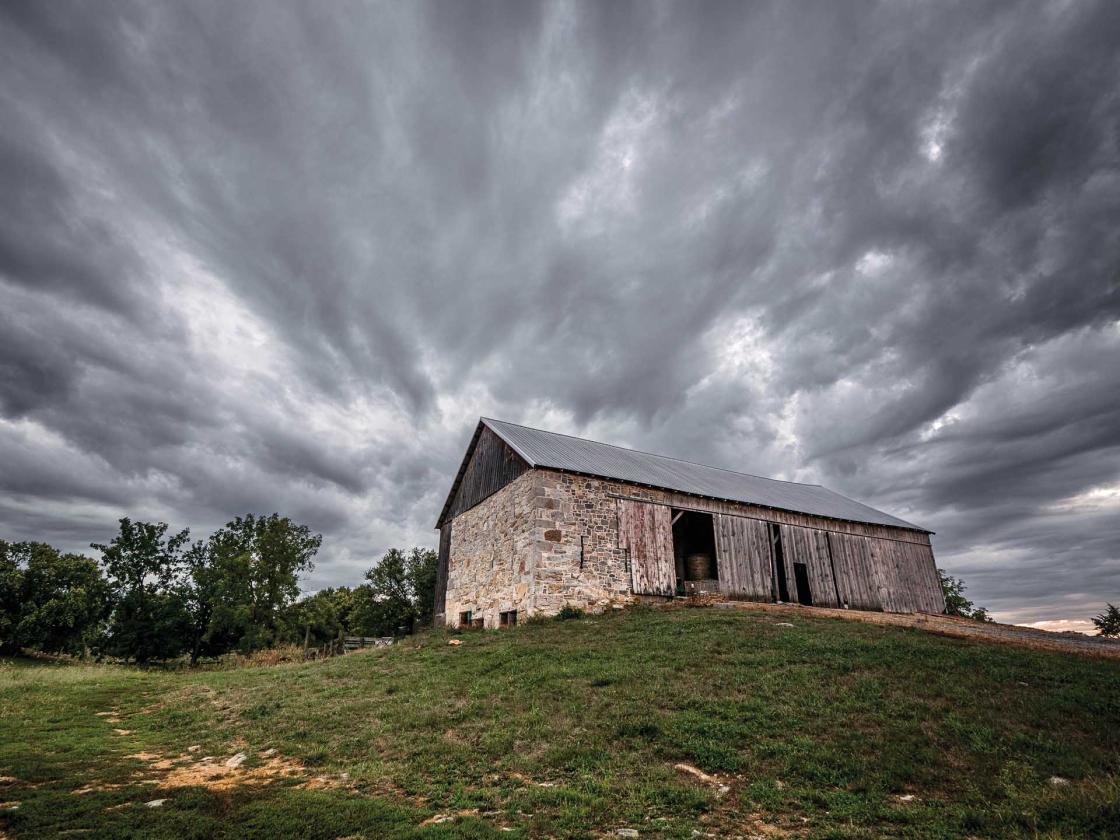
[304,634,394,660]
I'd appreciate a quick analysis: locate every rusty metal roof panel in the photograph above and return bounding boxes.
[481,417,929,533]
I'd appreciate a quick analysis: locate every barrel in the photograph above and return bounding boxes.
[686,552,713,581]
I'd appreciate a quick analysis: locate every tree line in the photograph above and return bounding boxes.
[0,514,437,663]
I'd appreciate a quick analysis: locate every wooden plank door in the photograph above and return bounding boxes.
[778,524,841,608]
[899,540,945,614]
[617,499,676,596]
[714,514,774,601]
[827,532,882,611]
[867,538,910,613]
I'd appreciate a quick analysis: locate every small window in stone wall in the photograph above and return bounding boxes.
[459,610,472,628]
[499,610,518,628]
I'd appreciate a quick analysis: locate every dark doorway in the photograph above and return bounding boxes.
[770,523,790,603]
[793,563,813,606]
[671,509,718,593]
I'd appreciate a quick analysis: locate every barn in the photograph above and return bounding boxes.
[434,418,944,628]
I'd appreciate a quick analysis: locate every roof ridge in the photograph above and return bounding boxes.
[481,416,825,490]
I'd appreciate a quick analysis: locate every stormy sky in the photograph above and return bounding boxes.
[1,1,1118,629]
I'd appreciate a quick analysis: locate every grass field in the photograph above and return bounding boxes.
[1,606,1118,839]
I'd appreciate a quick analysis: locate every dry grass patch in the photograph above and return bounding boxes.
[121,747,350,792]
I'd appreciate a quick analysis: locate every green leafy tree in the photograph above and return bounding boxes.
[1092,603,1120,637]
[938,569,992,622]
[356,547,437,636]
[180,539,243,664]
[0,541,24,653]
[92,519,193,662]
[202,514,321,652]
[287,587,359,647]
[1,541,112,655]
[17,544,111,654]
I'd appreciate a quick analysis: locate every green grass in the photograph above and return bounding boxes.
[1,606,1118,838]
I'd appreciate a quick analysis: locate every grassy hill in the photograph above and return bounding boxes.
[1,606,1118,839]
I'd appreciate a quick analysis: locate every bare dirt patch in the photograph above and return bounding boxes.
[123,749,348,792]
[716,602,1120,660]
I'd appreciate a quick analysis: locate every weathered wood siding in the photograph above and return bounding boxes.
[714,514,773,601]
[827,533,882,611]
[607,489,932,548]
[603,482,943,615]
[779,524,841,608]
[901,540,944,614]
[433,521,452,620]
[863,536,944,614]
[442,425,529,524]
[617,498,676,596]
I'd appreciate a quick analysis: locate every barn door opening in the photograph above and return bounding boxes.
[793,563,813,606]
[769,523,790,602]
[671,509,718,594]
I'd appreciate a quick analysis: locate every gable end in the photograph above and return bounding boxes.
[435,422,531,527]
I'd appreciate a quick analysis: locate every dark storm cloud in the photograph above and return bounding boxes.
[1,0,1117,625]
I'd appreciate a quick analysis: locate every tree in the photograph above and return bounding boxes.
[0,541,111,656]
[0,541,24,654]
[356,547,438,636]
[93,519,192,662]
[180,539,234,664]
[17,544,111,654]
[408,546,439,627]
[1092,604,1120,637]
[201,514,321,652]
[286,587,359,647]
[938,569,992,622]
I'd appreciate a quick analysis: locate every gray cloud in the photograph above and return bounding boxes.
[1,0,1117,625]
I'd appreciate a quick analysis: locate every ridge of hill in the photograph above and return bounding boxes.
[1,606,1118,838]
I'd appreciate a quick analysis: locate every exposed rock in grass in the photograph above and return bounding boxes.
[673,763,731,797]
[225,752,247,769]
[144,798,166,808]
[73,782,131,795]
[419,809,478,826]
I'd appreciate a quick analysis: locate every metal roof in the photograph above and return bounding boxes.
[480,417,930,533]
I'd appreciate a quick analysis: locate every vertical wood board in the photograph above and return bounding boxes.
[779,524,841,607]
[714,514,773,601]
[617,498,676,596]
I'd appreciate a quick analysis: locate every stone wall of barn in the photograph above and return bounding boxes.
[445,466,941,626]
[444,469,639,628]
[443,471,538,629]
